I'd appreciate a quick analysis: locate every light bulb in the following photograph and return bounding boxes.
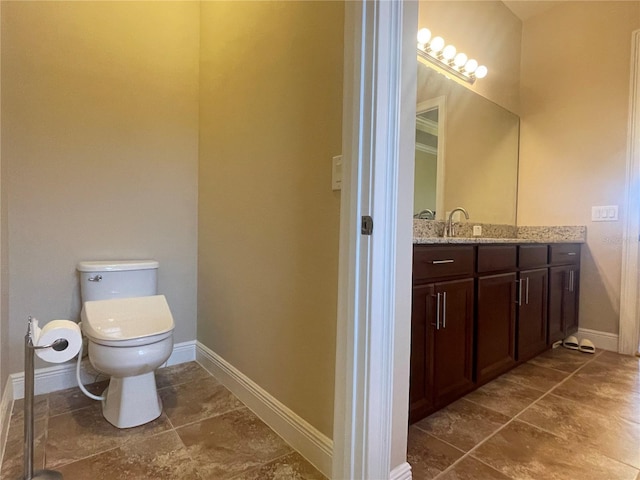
[464,59,478,73]
[453,52,468,68]
[429,36,445,53]
[417,28,432,45]
[442,45,456,60]
[475,65,488,79]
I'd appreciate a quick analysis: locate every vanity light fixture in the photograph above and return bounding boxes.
[417,28,487,84]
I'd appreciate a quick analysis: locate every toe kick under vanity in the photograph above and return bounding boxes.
[409,235,583,424]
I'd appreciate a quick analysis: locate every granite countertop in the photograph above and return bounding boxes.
[413,221,586,245]
[413,236,585,245]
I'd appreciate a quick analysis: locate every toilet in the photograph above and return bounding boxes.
[77,260,175,428]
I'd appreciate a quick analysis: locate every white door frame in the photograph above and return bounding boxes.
[333,1,417,479]
[619,29,640,356]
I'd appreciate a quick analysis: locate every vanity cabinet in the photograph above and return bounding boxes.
[409,247,475,423]
[476,246,517,385]
[517,268,548,362]
[517,245,549,362]
[548,244,581,345]
[410,241,581,424]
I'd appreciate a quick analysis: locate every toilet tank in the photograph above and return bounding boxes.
[77,260,159,302]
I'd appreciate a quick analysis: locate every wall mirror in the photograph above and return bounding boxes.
[414,59,520,225]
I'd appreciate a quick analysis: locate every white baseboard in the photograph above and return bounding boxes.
[577,328,619,352]
[390,462,413,480]
[0,377,14,471]
[195,341,333,478]
[11,340,196,400]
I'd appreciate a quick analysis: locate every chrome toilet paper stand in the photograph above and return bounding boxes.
[21,318,66,480]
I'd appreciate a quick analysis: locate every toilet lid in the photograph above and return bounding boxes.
[81,295,175,342]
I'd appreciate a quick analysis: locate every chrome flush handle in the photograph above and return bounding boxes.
[88,275,102,282]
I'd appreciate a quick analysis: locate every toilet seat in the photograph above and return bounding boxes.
[84,330,173,348]
[81,294,175,343]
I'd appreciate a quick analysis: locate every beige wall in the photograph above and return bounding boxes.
[518,1,640,334]
[0,0,6,394]
[198,2,343,438]
[419,1,522,113]
[1,1,200,374]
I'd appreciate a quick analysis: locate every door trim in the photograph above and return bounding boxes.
[332,1,417,478]
[619,29,640,356]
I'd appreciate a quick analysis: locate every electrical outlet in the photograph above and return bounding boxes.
[473,225,482,236]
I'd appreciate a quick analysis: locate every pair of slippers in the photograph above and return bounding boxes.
[563,335,595,354]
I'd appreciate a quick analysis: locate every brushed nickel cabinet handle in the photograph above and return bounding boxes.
[432,259,454,264]
[442,292,447,329]
[515,279,523,306]
[431,293,441,330]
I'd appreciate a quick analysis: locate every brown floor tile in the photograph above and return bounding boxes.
[553,376,640,424]
[10,394,48,427]
[233,451,326,480]
[500,362,569,392]
[0,418,46,479]
[472,420,638,480]
[464,376,543,417]
[519,393,640,469]
[594,350,640,370]
[159,376,243,428]
[177,407,293,480]
[48,380,110,416]
[436,456,513,480]
[156,361,212,389]
[45,403,172,468]
[414,398,510,452]
[528,346,595,373]
[56,430,202,480]
[571,359,640,394]
[407,426,464,480]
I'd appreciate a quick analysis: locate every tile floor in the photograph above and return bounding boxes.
[408,346,640,480]
[3,348,639,480]
[0,362,326,479]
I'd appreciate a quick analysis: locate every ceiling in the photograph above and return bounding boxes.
[503,1,558,21]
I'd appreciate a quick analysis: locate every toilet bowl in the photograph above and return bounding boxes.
[77,260,174,429]
[81,295,174,428]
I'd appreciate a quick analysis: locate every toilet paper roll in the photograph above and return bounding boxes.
[33,320,82,363]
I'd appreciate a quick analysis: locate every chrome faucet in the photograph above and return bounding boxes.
[415,209,435,220]
[444,207,469,238]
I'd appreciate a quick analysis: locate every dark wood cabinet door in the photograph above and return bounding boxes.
[409,283,435,423]
[409,278,474,423]
[517,268,548,362]
[564,267,580,336]
[547,265,566,345]
[432,278,475,408]
[476,272,517,385]
[548,265,580,343]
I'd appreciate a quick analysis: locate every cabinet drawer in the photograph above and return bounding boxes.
[477,245,517,273]
[413,246,474,281]
[519,245,548,269]
[549,244,581,265]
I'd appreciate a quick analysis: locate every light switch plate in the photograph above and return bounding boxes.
[592,205,618,222]
[332,155,343,191]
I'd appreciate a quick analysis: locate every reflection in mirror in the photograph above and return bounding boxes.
[414,59,520,225]
[414,97,445,219]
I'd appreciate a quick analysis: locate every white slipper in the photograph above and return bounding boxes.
[578,338,596,354]
[563,335,579,350]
